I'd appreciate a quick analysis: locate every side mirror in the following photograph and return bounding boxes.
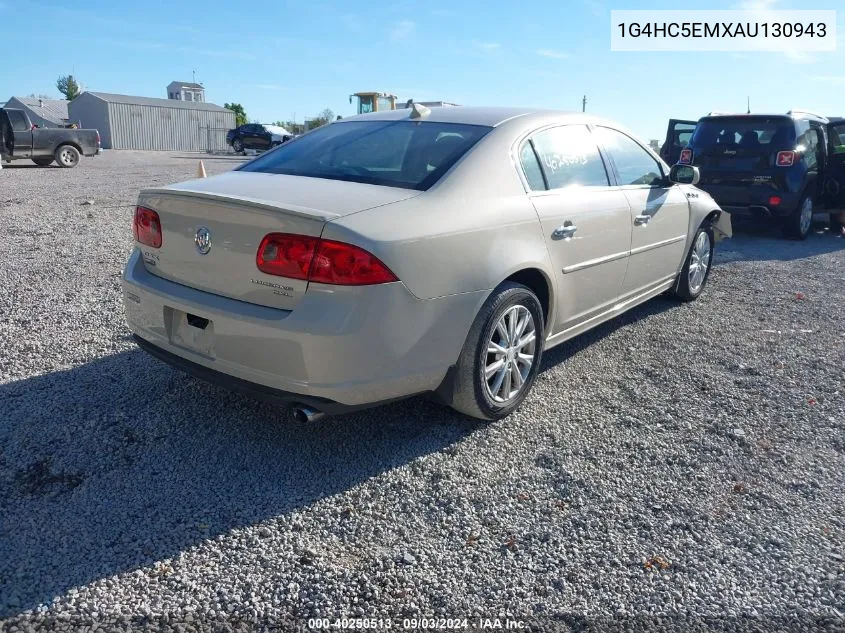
[669,163,700,185]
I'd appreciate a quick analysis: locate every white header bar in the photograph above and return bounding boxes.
[611,10,836,52]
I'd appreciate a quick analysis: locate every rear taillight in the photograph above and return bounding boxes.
[769,195,782,206]
[133,206,162,248]
[310,239,398,285]
[256,233,398,285]
[96,130,101,146]
[256,233,318,280]
[679,148,692,164]
[776,151,795,167]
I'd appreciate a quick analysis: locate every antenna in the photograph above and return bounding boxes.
[747,96,750,114]
[582,95,587,112]
[192,69,196,84]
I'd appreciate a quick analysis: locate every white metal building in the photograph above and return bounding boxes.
[68,92,235,151]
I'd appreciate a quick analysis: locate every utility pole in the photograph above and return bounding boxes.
[582,95,587,112]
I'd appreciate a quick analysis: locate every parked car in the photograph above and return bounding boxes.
[226,124,293,154]
[676,110,842,239]
[0,107,100,168]
[123,107,730,421]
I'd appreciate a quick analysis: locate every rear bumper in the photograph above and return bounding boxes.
[132,334,402,414]
[122,249,486,408]
[699,186,800,218]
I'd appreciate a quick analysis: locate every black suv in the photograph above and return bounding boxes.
[226,124,293,154]
[676,111,845,239]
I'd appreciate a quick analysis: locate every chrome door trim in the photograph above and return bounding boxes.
[561,250,629,274]
[629,234,686,256]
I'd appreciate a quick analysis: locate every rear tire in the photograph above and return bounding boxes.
[671,225,714,302]
[449,282,544,421]
[55,144,80,168]
[232,138,244,153]
[32,157,54,167]
[782,195,813,240]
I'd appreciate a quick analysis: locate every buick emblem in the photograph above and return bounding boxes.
[194,226,212,255]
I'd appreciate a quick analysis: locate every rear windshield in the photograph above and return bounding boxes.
[690,117,796,150]
[238,120,491,191]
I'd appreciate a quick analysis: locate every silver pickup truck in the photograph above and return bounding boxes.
[1,107,100,168]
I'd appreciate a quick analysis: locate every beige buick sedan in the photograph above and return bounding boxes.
[123,106,730,421]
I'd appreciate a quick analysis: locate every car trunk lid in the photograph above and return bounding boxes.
[136,171,419,310]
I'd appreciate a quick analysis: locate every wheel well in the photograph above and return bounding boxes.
[703,209,721,226]
[505,268,551,326]
[55,142,82,155]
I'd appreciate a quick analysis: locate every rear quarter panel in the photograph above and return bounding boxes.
[323,123,556,304]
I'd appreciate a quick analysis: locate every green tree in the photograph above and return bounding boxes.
[56,75,80,100]
[224,103,248,127]
[309,108,335,129]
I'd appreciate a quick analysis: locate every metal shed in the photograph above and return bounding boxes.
[68,92,235,151]
[5,97,70,128]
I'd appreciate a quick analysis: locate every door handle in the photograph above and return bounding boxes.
[634,214,651,225]
[552,224,577,239]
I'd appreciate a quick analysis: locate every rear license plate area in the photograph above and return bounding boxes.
[165,307,215,358]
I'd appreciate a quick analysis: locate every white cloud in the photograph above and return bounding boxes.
[536,48,570,59]
[253,83,285,91]
[784,50,816,64]
[389,20,415,42]
[472,40,501,51]
[734,0,777,9]
[811,75,845,85]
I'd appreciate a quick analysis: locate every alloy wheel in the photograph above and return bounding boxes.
[484,305,537,403]
[799,198,813,236]
[688,230,711,294]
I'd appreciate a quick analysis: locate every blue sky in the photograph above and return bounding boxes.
[1,0,842,141]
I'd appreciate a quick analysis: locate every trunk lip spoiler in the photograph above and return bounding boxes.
[137,187,342,222]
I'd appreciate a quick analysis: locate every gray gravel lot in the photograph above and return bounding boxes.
[1,151,844,631]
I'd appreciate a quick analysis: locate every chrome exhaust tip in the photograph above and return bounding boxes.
[291,405,325,423]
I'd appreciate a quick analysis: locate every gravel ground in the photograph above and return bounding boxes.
[1,151,844,632]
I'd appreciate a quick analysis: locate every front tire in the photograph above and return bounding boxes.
[449,282,544,421]
[55,144,80,168]
[232,138,244,153]
[782,195,813,240]
[671,225,714,302]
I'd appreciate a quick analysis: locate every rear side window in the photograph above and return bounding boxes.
[529,125,609,189]
[239,120,491,191]
[830,123,845,154]
[5,109,30,132]
[691,117,796,149]
[595,127,664,186]
[673,122,696,147]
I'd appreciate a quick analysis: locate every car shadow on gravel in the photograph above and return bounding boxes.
[718,221,844,262]
[0,350,472,616]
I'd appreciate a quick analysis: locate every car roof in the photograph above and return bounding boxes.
[339,106,592,128]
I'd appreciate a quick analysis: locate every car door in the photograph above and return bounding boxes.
[519,124,633,335]
[595,126,690,302]
[241,124,260,149]
[660,119,697,164]
[824,120,845,209]
[3,109,33,157]
[254,125,272,150]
